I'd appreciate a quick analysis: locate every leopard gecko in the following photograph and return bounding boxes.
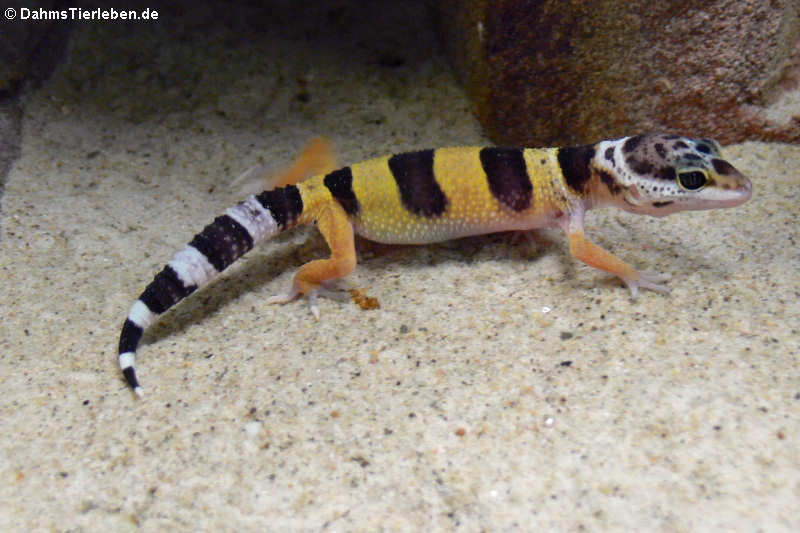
[117,133,752,396]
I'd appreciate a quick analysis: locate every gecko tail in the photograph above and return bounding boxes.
[117,185,304,396]
[231,137,337,194]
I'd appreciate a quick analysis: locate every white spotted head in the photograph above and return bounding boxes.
[592,133,752,216]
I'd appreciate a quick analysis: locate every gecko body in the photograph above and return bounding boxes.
[118,134,752,395]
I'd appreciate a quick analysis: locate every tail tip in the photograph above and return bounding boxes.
[119,352,143,397]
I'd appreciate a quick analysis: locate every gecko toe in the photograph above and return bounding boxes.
[267,285,300,305]
[625,271,671,299]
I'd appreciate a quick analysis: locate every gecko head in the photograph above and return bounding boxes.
[592,133,752,217]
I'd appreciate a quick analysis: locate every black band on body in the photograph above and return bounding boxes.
[557,145,595,194]
[324,167,360,215]
[388,150,448,217]
[479,147,533,212]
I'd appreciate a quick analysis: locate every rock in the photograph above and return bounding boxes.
[437,0,800,145]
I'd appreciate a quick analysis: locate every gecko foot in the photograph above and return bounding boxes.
[624,271,671,300]
[267,281,348,319]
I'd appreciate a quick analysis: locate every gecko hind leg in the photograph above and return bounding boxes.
[268,202,356,318]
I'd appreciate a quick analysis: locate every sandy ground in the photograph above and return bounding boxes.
[1,3,798,531]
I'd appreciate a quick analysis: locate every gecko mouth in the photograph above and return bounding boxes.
[700,178,753,208]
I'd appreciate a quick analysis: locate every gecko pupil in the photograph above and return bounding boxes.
[677,171,707,190]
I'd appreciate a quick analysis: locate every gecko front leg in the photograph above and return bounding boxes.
[562,208,670,299]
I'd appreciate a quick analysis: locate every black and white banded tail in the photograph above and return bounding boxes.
[118,186,304,396]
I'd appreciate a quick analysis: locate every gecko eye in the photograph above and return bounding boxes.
[677,170,708,191]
